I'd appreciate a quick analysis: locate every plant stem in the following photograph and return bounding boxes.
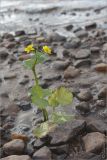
[32,64,38,85]
[43,109,48,122]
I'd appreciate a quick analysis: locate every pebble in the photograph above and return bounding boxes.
[51,60,70,70]
[76,101,90,114]
[0,49,9,60]
[74,59,91,68]
[0,155,31,160]
[48,32,66,42]
[15,30,26,36]
[75,30,88,38]
[74,49,90,59]
[95,63,107,72]
[77,90,93,101]
[64,38,81,49]
[11,133,29,142]
[98,87,107,99]
[33,146,52,160]
[102,43,107,52]
[83,132,105,153]
[65,24,73,31]
[64,66,80,78]
[85,22,97,30]
[3,139,25,155]
[4,73,17,80]
[33,139,45,149]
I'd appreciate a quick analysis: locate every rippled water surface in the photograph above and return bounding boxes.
[0,0,107,33]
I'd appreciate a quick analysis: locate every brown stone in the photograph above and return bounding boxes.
[95,63,107,72]
[83,132,105,153]
[64,66,80,78]
[11,133,29,142]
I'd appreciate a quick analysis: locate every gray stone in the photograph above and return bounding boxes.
[64,38,81,49]
[48,32,66,42]
[102,43,107,52]
[75,30,88,38]
[83,132,105,153]
[98,87,107,99]
[77,90,93,101]
[0,155,31,160]
[33,146,52,160]
[43,73,61,81]
[3,139,25,155]
[48,120,86,145]
[0,49,9,60]
[74,59,91,68]
[74,49,90,59]
[65,24,73,31]
[33,139,45,149]
[76,102,90,114]
[51,60,70,70]
[49,144,69,154]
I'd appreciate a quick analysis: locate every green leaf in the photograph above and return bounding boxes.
[31,95,49,109]
[56,87,73,106]
[51,112,74,124]
[23,58,35,69]
[33,122,56,138]
[36,51,47,64]
[48,87,73,107]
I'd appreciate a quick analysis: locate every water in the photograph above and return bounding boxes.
[0,0,107,34]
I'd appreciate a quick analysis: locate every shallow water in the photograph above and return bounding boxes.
[0,0,107,34]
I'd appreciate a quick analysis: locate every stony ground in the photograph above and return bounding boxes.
[0,6,107,160]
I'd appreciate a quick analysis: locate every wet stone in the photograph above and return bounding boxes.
[74,49,90,59]
[33,146,52,160]
[3,139,25,155]
[83,132,105,153]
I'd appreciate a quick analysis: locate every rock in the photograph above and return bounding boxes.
[77,90,93,101]
[98,87,107,99]
[49,144,69,154]
[64,66,80,78]
[96,100,105,108]
[64,38,81,49]
[4,73,17,80]
[19,78,29,85]
[36,37,46,43]
[0,49,9,60]
[17,101,32,111]
[33,139,45,149]
[76,102,90,114]
[85,23,97,30]
[3,139,25,155]
[0,127,5,136]
[102,43,107,52]
[48,32,66,42]
[75,30,88,38]
[43,72,61,81]
[15,30,26,36]
[74,49,90,59]
[33,146,52,160]
[90,47,100,53]
[5,42,16,49]
[51,60,70,70]
[83,132,105,153]
[0,155,31,160]
[62,49,70,57]
[65,24,73,31]
[3,33,14,41]
[48,120,86,145]
[25,143,34,156]
[78,152,102,160]
[87,119,107,133]
[11,133,29,142]
[5,103,20,115]
[74,59,91,68]
[94,63,107,72]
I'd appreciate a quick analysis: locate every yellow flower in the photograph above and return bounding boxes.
[24,44,35,53]
[43,46,51,55]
